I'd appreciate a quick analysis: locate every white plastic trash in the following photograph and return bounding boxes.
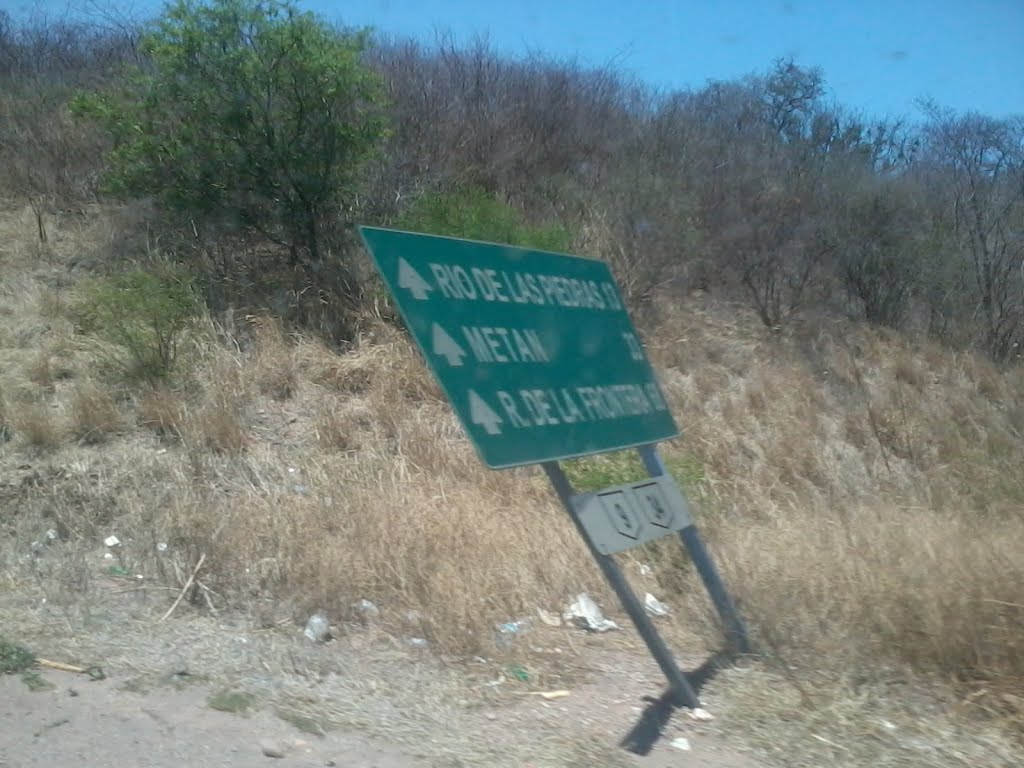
[564,593,619,632]
[353,599,380,625]
[303,611,331,643]
[644,593,670,617]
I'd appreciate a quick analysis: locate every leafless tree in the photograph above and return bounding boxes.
[922,103,1024,361]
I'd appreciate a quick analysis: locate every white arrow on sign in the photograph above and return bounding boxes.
[468,390,503,435]
[398,258,431,300]
[432,323,466,366]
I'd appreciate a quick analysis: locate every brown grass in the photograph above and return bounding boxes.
[146,456,588,650]
[313,394,367,452]
[69,380,122,444]
[26,351,57,388]
[14,297,1021,683]
[9,402,62,451]
[714,504,1024,679]
[137,386,188,438]
[2,205,1023,755]
[646,300,1024,683]
[187,394,248,454]
[893,355,928,391]
[247,316,299,400]
[37,286,66,319]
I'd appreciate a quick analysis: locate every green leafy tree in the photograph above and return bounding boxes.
[73,0,387,274]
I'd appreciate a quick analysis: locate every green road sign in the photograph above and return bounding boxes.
[359,227,679,468]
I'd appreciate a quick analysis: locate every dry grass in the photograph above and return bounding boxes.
[1,204,1023,760]
[26,351,58,389]
[132,423,587,653]
[715,505,1024,679]
[137,386,189,438]
[702,663,1022,768]
[9,402,62,452]
[247,317,299,400]
[37,286,67,319]
[68,380,123,444]
[313,394,367,451]
[645,300,1024,685]
[186,394,249,455]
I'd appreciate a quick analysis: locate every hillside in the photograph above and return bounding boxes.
[1,2,1023,764]
[1,199,1021,766]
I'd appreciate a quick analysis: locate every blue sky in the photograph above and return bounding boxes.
[11,0,1024,120]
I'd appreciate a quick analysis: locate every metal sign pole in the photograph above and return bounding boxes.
[636,445,751,655]
[541,461,700,709]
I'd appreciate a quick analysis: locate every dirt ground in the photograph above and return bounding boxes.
[0,568,766,768]
[1,673,420,768]
[2,551,1021,768]
[0,648,758,768]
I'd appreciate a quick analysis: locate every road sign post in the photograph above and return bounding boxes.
[637,444,751,655]
[359,226,750,753]
[542,461,699,711]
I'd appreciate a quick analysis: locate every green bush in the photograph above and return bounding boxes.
[563,450,705,495]
[73,266,201,384]
[394,186,574,252]
[71,0,388,272]
[0,637,35,674]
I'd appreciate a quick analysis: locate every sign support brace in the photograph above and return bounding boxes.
[541,461,700,710]
[544,445,752,754]
[637,444,751,655]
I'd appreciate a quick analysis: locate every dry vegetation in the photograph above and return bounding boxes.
[1,6,1023,764]
[1,203,1022,761]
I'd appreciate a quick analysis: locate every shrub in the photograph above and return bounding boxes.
[0,637,35,674]
[71,0,388,275]
[72,266,201,384]
[394,185,574,252]
[836,183,923,328]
